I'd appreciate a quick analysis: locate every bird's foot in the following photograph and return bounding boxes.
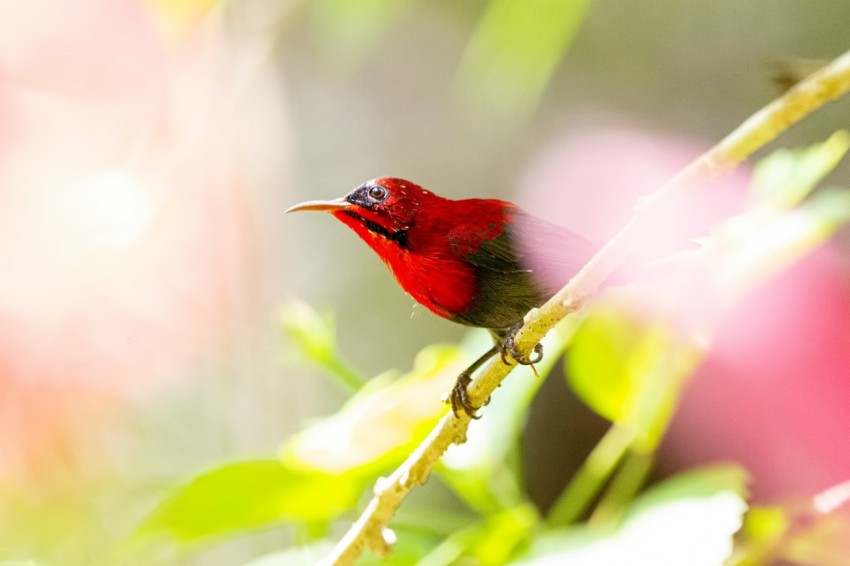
[500,321,543,373]
[448,371,489,419]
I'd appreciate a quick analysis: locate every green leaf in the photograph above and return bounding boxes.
[626,465,748,516]
[280,300,366,392]
[741,506,789,544]
[462,505,539,566]
[136,460,362,546]
[454,0,590,123]
[728,506,789,565]
[281,344,467,477]
[751,130,849,208]
[280,301,336,364]
[419,504,539,566]
[517,465,748,566]
[805,187,850,226]
[566,306,644,423]
[566,301,698,450]
[545,425,635,528]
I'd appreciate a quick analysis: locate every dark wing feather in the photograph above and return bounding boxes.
[464,226,528,274]
[454,210,598,332]
[471,211,599,295]
[509,211,599,292]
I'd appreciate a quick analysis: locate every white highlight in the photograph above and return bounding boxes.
[66,169,158,249]
[381,528,397,546]
[814,479,850,514]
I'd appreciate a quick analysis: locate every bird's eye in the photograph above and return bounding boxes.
[368,185,388,201]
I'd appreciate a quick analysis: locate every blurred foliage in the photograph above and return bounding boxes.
[453,0,591,123]
[567,303,698,451]
[280,300,366,392]
[145,0,225,43]
[243,527,440,566]
[136,460,363,544]
[750,130,849,207]
[137,334,469,553]
[730,506,790,565]
[693,131,850,302]
[280,342,464,477]
[310,0,589,126]
[132,134,850,564]
[418,504,539,566]
[312,0,417,67]
[517,466,748,565]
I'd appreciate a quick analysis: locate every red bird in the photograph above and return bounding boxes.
[286,178,597,417]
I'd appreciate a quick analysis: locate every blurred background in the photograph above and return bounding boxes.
[1,0,849,563]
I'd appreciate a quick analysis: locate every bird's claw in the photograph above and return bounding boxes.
[448,372,489,419]
[500,322,544,367]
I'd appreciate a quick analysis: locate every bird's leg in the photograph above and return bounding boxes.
[448,344,500,419]
[499,321,543,371]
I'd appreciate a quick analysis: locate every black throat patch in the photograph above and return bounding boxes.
[344,211,409,248]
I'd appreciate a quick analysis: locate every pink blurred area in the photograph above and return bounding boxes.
[517,126,748,242]
[516,126,749,293]
[0,0,282,474]
[666,245,850,501]
[518,125,850,506]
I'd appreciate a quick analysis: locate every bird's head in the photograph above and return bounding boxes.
[286,178,439,248]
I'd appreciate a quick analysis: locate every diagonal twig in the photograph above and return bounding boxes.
[321,48,850,566]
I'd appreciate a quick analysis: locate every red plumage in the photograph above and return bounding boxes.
[286,177,598,416]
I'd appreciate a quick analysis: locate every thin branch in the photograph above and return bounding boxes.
[321,48,850,566]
